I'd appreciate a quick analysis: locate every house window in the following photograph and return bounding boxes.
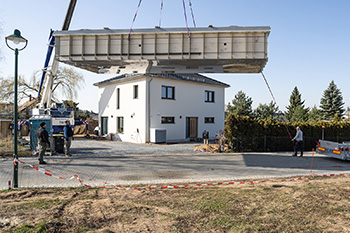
[205,117,215,124]
[117,117,124,133]
[161,117,175,124]
[133,85,138,99]
[162,86,175,99]
[116,88,120,109]
[205,91,215,102]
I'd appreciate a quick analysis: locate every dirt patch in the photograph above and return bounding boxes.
[195,144,230,153]
[1,176,350,232]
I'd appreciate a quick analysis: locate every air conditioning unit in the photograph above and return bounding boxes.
[151,128,166,144]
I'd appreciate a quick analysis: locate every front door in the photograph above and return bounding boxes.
[187,117,198,138]
[101,117,108,135]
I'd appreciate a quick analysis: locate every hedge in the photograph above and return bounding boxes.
[224,114,350,152]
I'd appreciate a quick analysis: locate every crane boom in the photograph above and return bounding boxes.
[62,0,77,30]
[37,0,77,107]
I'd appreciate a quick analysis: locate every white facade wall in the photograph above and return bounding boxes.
[98,77,147,143]
[97,75,226,143]
[149,77,225,142]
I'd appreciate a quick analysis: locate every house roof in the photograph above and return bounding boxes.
[93,73,230,88]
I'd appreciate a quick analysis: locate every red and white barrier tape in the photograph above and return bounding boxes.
[16,159,83,185]
[14,158,349,190]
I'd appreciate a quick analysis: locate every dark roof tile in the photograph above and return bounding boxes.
[93,73,230,87]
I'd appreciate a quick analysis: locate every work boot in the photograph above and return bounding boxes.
[300,153,303,157]
[39,161,47,165]
[65,154,72,157]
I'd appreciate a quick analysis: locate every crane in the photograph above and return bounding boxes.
[30,0,78,154]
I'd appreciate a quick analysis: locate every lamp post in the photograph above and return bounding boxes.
[5,29,28,188]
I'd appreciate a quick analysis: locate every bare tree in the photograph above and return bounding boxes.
[0,66,84,104]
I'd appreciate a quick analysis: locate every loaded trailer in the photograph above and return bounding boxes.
[316,140,350,161]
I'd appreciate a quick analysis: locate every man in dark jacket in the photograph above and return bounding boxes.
[37,122,50,164]
[63,120,74,157]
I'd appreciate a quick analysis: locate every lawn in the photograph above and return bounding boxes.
[1,175,350,232]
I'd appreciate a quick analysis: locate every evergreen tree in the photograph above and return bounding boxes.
[254,101,278,120]
[320,81,345,120]
[289,105,308,122]
[333,114,341,122]
[285,86,309,122]
[308,105,322,123]
[227,91,253,117]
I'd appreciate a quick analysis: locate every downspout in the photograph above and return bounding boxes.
[146,77,153,142]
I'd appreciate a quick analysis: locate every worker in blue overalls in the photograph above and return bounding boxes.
[63,120,74,157]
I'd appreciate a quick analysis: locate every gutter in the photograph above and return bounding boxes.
[146,77,153,142]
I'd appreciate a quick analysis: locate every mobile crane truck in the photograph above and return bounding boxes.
[30,0,77,155]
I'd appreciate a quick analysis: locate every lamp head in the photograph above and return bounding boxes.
[5,29,28,50]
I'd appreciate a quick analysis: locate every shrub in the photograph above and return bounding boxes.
[225,114,350,152]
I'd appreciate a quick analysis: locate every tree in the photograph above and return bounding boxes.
[226,91,253,117]
[254,101,278,120]
[320,80,345,120]
[0,75,36,103]
[0,22,3,64]
[333,114,341,122]
[0,66,84,104]
[308,105,322,123]
[51,67,85,101]
[285,86,309,122]
[289,105,308,122]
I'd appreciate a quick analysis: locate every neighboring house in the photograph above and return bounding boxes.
[343,111,350,120]
[0,103,13,118]
[94,73,229,143]
[0,103,13,112]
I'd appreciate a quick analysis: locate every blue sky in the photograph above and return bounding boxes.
[1,0,350,112]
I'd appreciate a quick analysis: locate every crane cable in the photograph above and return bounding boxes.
[159,0,164,27]
[189,0,196,27]
[182,0,190,36]
[261,71,294,141]
[128,0,144,39]
[130,0,196,38]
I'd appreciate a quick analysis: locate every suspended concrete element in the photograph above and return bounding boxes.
[53,26,270,74]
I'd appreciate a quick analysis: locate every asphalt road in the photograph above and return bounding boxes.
[1,138,350,189]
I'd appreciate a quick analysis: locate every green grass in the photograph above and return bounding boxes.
[5,222,48,233]
[12,199,68,210]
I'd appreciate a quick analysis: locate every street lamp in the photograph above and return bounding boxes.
[5,29,28,188]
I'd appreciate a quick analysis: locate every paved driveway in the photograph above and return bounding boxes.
[70,138,200,156]
[1,138,350,189]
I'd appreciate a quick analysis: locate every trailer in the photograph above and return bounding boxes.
[316,140,350,161]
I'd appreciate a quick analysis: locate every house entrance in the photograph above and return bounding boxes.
[186,117,198,138]
[101,117,108,135]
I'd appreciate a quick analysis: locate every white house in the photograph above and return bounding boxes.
[93,73,229,143]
